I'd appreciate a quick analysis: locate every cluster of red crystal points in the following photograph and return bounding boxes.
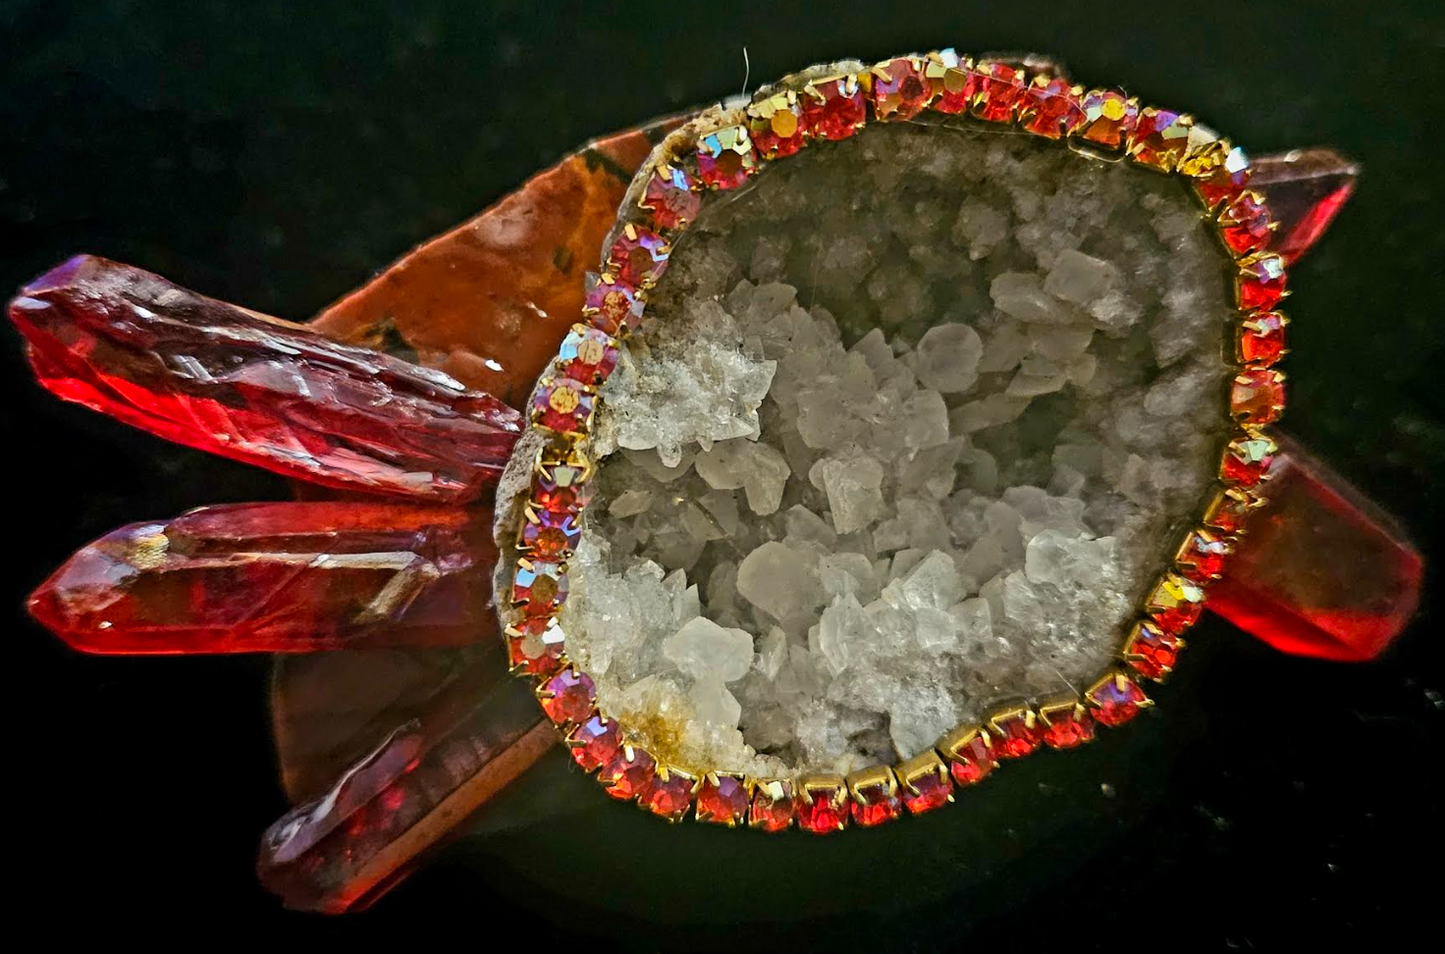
[495,48,1318,833]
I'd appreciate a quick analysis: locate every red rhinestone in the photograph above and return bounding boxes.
[947,734,998,785]
[797,782,849,834]
[802,76,866,141]
[1088,674,1150,727]
[539,667,595,726]
[1220,192,1275,256]
[568,714,621,772]
[513,559,567,615]
[1076,90,1138,149]
[850,778,902,827]
[1129,107,1191,171]
[520,508,580,558]
[695,774,749,826]
[1021,77,1083,139]
[1197,146,1251,210]
[872,56,931,120]
[557,327,619,385]
[583,273,644,335]
[926,50,976,114]
[900,766,953,815]
[606,225,670,287]
[532,377,594,435]
[507,615,565,676]
[1178,531,1231,582]
[641,769,695,820]
[534,460,593,515]
[696,126,757,191]
[749,779,795,832]
[991,711,1044,758]
[1239,312,1287,366]
[1222,436,1278,489]
[601,746,657,801]
[1231,369,1286,425]
[1125,621,1182,680]
[749,92,804,159]
[1238,254,1288,311]
[972,62,1026,122]
[1147,575,1206,635]
[640,165,701,230]
[1041,705,1095,749]
[1204,489,1263,536]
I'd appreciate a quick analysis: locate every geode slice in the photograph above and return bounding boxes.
[500,119,1233,778]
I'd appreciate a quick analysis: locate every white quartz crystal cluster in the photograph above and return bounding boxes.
[556,124,1231,776]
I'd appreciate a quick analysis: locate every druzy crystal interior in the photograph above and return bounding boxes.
[520,121,1233,777]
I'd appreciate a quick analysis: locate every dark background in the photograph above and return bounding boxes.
[3,0,1442,947]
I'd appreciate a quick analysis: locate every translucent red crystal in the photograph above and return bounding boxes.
[1076,90,1138,149]
[1124,620,1181,680]
[749,779,796,832]
[872,56,931,120]
[639,164,701,230]
[1021,77,1083,138]
[1177,530,1231,582]
[507,616,565,676]
[10,256,521,504]
[1231,369,1287,425]
[850,778,903,827]
[695,774,749,826]
[605,225,670,288]
[796,780,850,834]
[1248,148,1357,264]
[532,377,594,434]
[568,714,621,773]
[1197,146,1252,210]
[1040,705,1095,749]
[1147,574,1206,634]
[1208,438,1423,662]
[900,765,953,815]
[601,746,657,801]
[1087,673,1150,727]
[990,710,1044,758]
[1204,488,1265,536]
[1220,191,1275,256]
[925,50,976,114]
[1222,435,1278,489]
[1239,312,1287,366]
[945,732,998,786]
[641,769,695,820]
[802,76,866,140]
[749,92,804,158]
[582,273,644,336]
[1237,253,1288,312]
[971,62,1026,122]
[534,459,593,514]
[27,502,497,654]
[539,667,595,726]
[557,327,619,384]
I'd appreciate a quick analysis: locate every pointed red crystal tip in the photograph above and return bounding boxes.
[10,255,522,503]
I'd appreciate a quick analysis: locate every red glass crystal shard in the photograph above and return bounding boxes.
[11,256,522,503]
[1248,148,1359,264]
[257,662,553,913]
[1209,439,1423,661]
[28,502,497,654]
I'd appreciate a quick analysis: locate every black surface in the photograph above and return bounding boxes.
[3,0,1442,947]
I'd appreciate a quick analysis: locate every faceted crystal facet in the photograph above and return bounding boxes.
[640,164,702,230]
[601,746,658,801]
[1146,574,1206,635]
[641,768,696,820]
[898,757,954,815]
[695,774,750,826]
[1248,148,1358,264]
[532,377,595,435]
[507,615,566,676]
[749,779,796,832]
[534,460,595,514]
[941,728,998,786]
[849,772,903,827]
[925,50,976,114]
[801,76,866,141]
[11,257,522,504]
[583,273,645,336]
[1021,77,1083,139]
[1222,435,1279,489]
[28,502,497,654]
[1176,530,1231,582]
[1204,488,1266,536]
[871,56,932,120]
[519,508,582,558]
[1197,146,1251,210]
[1076,90,1138,149]
[513,559,569,616]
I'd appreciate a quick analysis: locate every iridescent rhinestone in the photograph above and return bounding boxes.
[1146,573,1206,635]
[871,56,931,120]
[538,667,595,726]
[748,91,805,159]
[531,377,594,435]
[557,326,619,384]
[695,773,749,826]
[989,708,1044,758]
[534,459,593,514]
[512,558,568,615]
[1239,312,1287,366]
[1086,672,1151,727]
[749,778,796,832]
[1075,89,1138,149]
[641,767,696,821]
[696,125,758,191]
[1221,434,1278,488]
[582,273,644,335]
[940,726,998,785]
[1231,368,1287,425]
[897,754,953,815]
[520,507,581,558]
[801,75,866,140]
[924,48,975,114]
[568,713,621,773]
[1021,77,1083,138]
[1039,702,1095,749]
[1220,191,1275,256]
[606,224,670,287]
[1203,487,1266,536]
[1237,253,1288,311]
[1197,145,1252,210]
[506,615,565,676]
[601,745,657,801]
[1129,107,1192,171]
[1124,620,1183,681]
[796,777,850,834]
[971,62,1026,122]
[639,164,701,230]
[1177,530,1232,582]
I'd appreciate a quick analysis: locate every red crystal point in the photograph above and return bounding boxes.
[11,256,523,503]
[258,657,552,913]
[1248,148,1359,264]
[28,502,498,654]
[1210,437,1423,661]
